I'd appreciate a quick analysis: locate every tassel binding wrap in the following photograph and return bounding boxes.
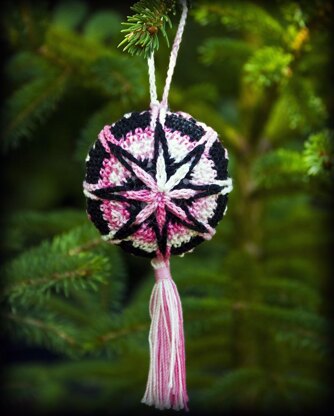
[142,258,189,410]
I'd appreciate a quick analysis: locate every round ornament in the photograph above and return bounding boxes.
[82,0,232,410]
[83,109,232,260]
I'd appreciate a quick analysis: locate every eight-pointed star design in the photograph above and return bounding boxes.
[84,121,232,257]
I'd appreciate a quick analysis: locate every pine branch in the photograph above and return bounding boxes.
[5,51,52,84]
[249,303,329,334]
[193,1,284,43]
[204,367,267,400]
[83,10,122,42]
[303,130,334,191]
[75,102,126,161]
[274,328,330,357]
[3,71,69,148]
[257,277,321,310]
[5,311,78,348]
[244,47,293,89]
[43,27,145,100]
[3,250,108,303]
[2,225,109,304]
[199,368,329,410]
[118,0,177,58]
[252,148,306,192]
[4,355,149,412]
[33,292,147,356]
[2,5,146,149]
[51,0,88,30]
[265,75,327,146]
[169,87,246,154]
[3,2,49,50]
[96,323,148,344]
[199,38,254,66]
[2,223,127,356]
[182,294,329,342]
[4,209,86,252]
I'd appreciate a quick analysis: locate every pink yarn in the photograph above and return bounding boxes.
[142,259,189,411]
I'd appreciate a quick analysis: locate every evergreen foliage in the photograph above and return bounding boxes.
[1,1,333,414]
[118,0,177,57]
[2,1,145,149]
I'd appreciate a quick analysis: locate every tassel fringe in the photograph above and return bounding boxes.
[141,258,189,411]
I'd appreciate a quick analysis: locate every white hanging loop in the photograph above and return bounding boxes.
[161,0,188,110]
[147,0,188,128]
[147,53,158,106]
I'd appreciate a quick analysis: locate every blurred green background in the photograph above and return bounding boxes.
[1,1,333,415]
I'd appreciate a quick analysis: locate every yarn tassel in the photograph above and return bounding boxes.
[141,258,189,411]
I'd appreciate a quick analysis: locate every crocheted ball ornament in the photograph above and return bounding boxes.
[82,1,232,411]
[83,110,231,259]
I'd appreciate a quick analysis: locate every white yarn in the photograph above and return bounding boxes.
[148,0,188,127]
[156,152,167,191]
[219,177,233,195]
[161,0,188,110]
[164,162,192,192]
[147,53,158,106]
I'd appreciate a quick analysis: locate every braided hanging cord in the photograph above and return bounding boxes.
[148,0,188,128]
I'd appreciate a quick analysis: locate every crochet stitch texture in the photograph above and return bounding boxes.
[83,109,232,259]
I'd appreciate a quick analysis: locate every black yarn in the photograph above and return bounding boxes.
[187,186,225,202]
[150,213,169,256]
[84,110,231,258]
[85,140,109,183]
[154,120,176,179]
[173,144,205,172]
[86,199,110,235]
[93,192,131,202]
[108,141,147,174]
[119,241,155,258]
[165,113,205,141]
[208,194,228,228]
[171,201,209,234]
[112,203,142,240]
[110,111,150,140]
[113,222,142,240]
[171,236,205,255]
[209,140,228,180]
